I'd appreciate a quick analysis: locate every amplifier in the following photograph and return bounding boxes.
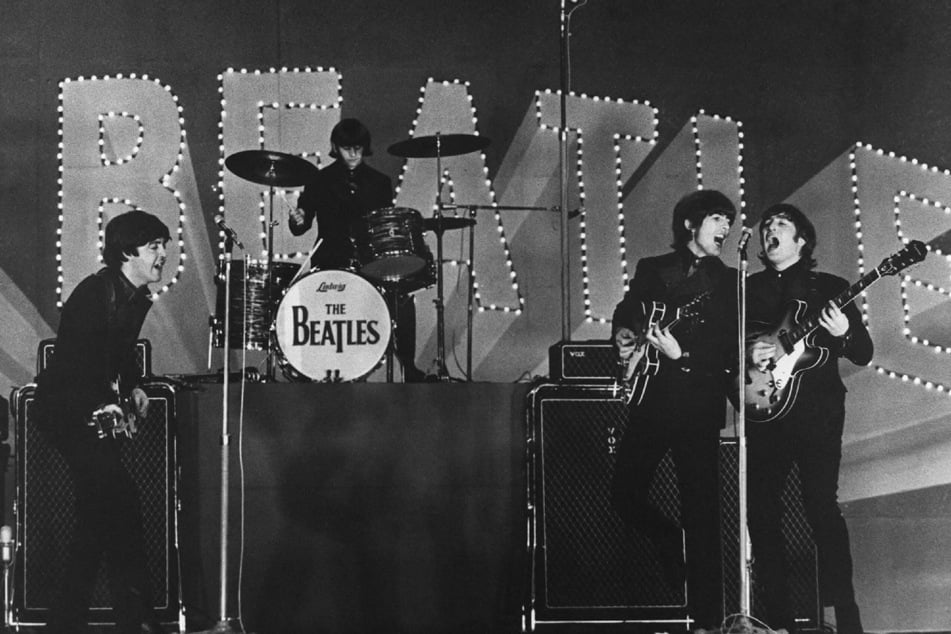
[548,340,617,382]
[36,338,152,378]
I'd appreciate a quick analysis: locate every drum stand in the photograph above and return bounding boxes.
[263,184,279,381]
[383,282,401,383]
[431,135,453,381]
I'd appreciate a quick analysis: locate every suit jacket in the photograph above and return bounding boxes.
[746,258,873,420]
[612,248,737,427]
[35,267,151,428]
[295,160,393,269]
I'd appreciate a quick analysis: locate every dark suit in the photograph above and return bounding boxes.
[35,267,159,633]
[611,248,736,627]
[294,159,393,270]
[746,259,872,633]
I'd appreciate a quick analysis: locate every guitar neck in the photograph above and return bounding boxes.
[786,268,882,343]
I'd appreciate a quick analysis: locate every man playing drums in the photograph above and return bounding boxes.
[290,118,427,382]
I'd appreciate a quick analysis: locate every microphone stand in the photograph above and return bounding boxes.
[558,0,571,341]
[199,235,249,634]
[731,227,764,634]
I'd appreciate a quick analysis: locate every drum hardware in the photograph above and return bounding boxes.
[387,132,491,382]
[224,149,319,380]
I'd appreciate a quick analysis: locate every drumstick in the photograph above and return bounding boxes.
[289,238,322,286]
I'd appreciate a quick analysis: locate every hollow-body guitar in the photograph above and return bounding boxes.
[743,240,927,423]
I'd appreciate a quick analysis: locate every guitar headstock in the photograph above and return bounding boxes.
[679,290,712,320]
[879,240,928,276]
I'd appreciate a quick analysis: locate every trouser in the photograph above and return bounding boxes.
[392,291,417,370]
[747,404,862,633]
[611,411,723,627]
[46,426,155,634]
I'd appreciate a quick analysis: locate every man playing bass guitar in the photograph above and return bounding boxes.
[746,203,873,634]
[35,210,169,633]
[611,189,737,633]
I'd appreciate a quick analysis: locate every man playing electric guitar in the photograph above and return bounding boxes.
[746,203,873,634]
[35,210,169,634]
[611,189,737,633]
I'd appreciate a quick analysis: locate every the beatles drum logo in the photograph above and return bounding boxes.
[275,270,391,381]
[289,303,382,351]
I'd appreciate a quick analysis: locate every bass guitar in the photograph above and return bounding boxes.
[615,292,709,405]
[88,398,138,439]
[87,379,139,439]
[743,240,927,423]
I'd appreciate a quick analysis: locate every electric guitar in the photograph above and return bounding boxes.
[88,398,138,439]
[743,240,927,423]
[615,292,710,405]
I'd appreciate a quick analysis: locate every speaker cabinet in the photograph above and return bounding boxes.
[526,383,688,625]
[524,383,820,629]
[719,440,821,628]
[11,380,180,626]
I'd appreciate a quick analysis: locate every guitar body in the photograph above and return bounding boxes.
[617,302,663,405]
[744,300,828,423]
[618,295,707,405]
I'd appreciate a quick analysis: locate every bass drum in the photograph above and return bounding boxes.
[273,269,392,382]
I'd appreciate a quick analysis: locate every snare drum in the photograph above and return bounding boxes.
[214,259,298,349]
[358,206,431,281]
[274,269,392,382]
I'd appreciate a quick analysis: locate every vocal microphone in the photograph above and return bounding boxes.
[0,526,13,566]
[737,226,753,253]
[213,214,244,249]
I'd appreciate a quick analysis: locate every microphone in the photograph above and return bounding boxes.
[213,214,244,249]
[737,226,753,253]
[0,526,13,566]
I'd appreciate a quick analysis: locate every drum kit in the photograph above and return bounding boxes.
[214,132,495,383]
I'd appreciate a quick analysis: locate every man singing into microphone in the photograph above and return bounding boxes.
[35,210,170,633]
[611,189,737,633]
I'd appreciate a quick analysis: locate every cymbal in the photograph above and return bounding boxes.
[422,217,476,232]
[225,150,319,187]
[388,134,491,159]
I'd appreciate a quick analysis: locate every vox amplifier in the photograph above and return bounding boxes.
[548,340,617,383]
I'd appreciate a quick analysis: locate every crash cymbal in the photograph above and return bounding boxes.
[225,150,319,187]
[388,134,491,159]
[422,217,476,232]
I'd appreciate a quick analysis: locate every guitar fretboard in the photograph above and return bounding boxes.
[785,268,883,345]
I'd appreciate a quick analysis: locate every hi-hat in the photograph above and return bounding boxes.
[388,134,491,159]
[422,217,476,232]
[225,150,319,188]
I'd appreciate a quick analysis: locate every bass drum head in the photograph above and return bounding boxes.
[274,269,392,382]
